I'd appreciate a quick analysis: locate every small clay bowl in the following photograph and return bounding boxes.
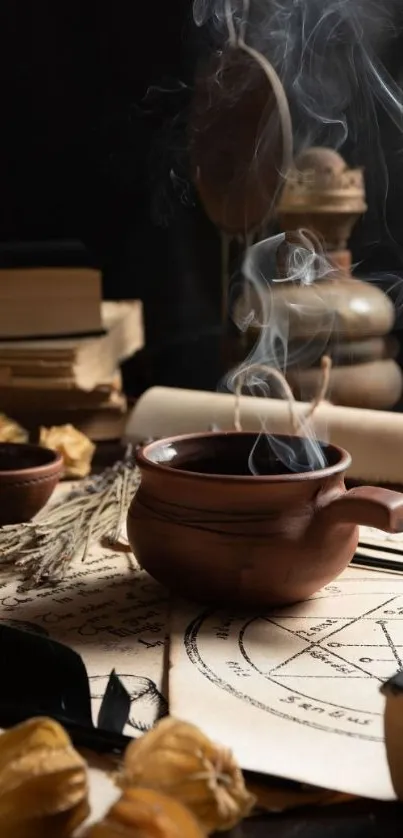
[127,432,403,608]
[0,442,63,525]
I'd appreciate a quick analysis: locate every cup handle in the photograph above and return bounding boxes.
[318,486,403,533]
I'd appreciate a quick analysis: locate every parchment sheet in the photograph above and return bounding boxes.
[0,484,169,832]
[0,498,168,736]
[169,566,403,800]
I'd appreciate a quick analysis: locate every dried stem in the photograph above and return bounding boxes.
[0,447,141,589]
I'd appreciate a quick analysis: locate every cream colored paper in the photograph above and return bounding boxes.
[360,526,403,549]
[169,566,403,800]
[124,386,403,484]
[0,530,168,832]
[78,770,120,833]
[0,476,169,834]
[0,539,168,737]
[355,527,403,571]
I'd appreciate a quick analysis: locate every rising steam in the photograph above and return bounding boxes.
[225,231,335,472]
[193,0,403,155]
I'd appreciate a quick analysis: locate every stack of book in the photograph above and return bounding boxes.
[0,267,143,439]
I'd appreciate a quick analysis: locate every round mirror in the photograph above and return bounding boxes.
[189,45,293,235]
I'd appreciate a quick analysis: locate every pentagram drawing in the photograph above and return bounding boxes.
[182,574,403,743]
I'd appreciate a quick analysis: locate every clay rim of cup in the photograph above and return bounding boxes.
[0,442,63,477]
[136,432,352,484]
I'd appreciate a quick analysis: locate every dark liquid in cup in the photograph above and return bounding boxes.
[163,435,330,476]
[0,443,55,471]
[176,455,295,475]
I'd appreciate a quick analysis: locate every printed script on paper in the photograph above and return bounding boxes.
[169,565,403,800]
[0,543,168,737]
[0,503,170,831]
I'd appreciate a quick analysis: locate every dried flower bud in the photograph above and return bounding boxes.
[40,423,95,478]
[120,717,255,833]
[0,716,89,837]
[84,787,206,838]
[0,413,28,443]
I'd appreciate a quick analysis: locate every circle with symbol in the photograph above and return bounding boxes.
[184,576,403,741]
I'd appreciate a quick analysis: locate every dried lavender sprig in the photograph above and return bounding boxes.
[14,506,123,587]
[0,452,142,587]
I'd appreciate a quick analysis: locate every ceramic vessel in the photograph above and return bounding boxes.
[233,276,395,341]
[127,432,403,608]
[277,147,367,252]
[0,442,63,525]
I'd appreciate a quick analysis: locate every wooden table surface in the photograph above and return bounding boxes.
[238,799,402,837]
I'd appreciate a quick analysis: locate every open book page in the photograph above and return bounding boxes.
[360,526,403,550]
[169,565,402,800]
[357,527,403,570]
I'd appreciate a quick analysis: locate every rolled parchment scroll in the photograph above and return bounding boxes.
[124,387,403,484]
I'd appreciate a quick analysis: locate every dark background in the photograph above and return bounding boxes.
[1,0,403,394]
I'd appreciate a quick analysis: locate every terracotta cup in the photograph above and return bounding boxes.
[127,432,403,608]
[0,442,63,525]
